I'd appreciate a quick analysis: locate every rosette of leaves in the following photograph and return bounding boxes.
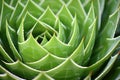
[0,0,120,80]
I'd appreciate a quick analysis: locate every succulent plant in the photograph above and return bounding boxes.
[0,0,120,80]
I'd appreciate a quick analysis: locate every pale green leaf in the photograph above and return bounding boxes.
[33,73,54,80]
[40,0,63,13]
[43,35,72,57]
[39,7,56,28]
[70,38,84,65]
[16,0,43,26]
[26,54,65,71]
[68,0,86,25]
[19,34,48,62]
[4,61,40,79]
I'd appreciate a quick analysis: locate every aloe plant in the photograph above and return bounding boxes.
[0,0,120,80]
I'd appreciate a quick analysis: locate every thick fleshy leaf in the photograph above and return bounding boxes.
[39,7,56,28]
[83,72,92,80]
[100,8,120,38]
[0,2,14,58]
[57,5,73,43]
[32,19,58,36]
[0,0,120,79]
[104,67,120,80]
[19,34,48,62]
[33,73,54,80]
[0,0,2,14]
[17,19,24,43]
[0,65,24,80]
[0,1,13,34]
[23,12,37,33]
[83,4,95,47]
[26,54,65,71]
[70,38,84,65]
[9,0,18,7]
[43,35,72,57]
[95,54,119,80]
[57,21,66,42]
[93,0,101,31]
[0,73,15,80]
[16,0,43,26]
[62,0,70,4]
[91,36,120,64]
[101,0,120,28]
[40,0,63,13]
[46,59,88,79]
[4,61,40,79]
[68,0,86,25]
[9,2,24,30]
[6,21,22,61]
[57,5,73,27]
[83,20,96,65]
[39,36,48,46]
[91,9,120,63]
[68,16,80,48]
[0,45,14,62]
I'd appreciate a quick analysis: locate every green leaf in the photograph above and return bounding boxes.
[68,0,86,25]
[84,72,92,80]
[0,0,2,14]
[70,38,84,65]
[89,36,120,69]
[16,0,43,26]
[4,0,11,4]
[4,61,40,79]
[101,0,120,29]
[9,1,24,30]
[83,20,96,65]
[104,67,120,80]
[0,2,14,57]
[32,18,58,36]
[0,45,14,62]
[46,59,89,79]
[17,19,24,43]
[26,54,65,71]
[39,36,48,46]
[100,8,120,38]
[61,0,70,4]
[40,0,63,13]
[57,5,73,27]
[0,73,15,80]
[0,65,24,80]
[90,36,120,64]
[83,3,95,47]
[91,9,120,63]
[6,21,22,61]
[9,0,18,7]
[19,34,48,62]
[43,35,72,57]
[93,0,101,31]
[95,54,119,80]
[68,16,80,48]
[33,73,54,80]
[39,7,56,28]
[57,5,73,43]
[0,1,13,31]
[57,21,66,42]
[23,12,38,34]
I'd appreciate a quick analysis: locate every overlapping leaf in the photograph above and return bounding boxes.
[0,0,120,80]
